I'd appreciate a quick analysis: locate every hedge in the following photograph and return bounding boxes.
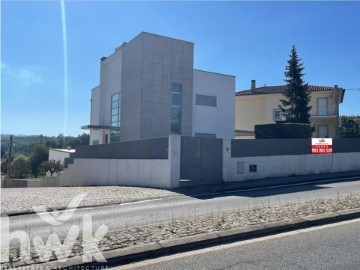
[255,123,312,139]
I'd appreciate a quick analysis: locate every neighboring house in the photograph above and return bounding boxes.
[82,32,235,144]
[235,80,345,139]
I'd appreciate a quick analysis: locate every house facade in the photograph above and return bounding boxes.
[235,80,345,139]
[82,32,235,144]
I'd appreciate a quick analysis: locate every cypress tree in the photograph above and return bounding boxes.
[280,45,312,124]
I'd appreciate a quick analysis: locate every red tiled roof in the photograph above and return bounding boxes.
[236,85,345,97]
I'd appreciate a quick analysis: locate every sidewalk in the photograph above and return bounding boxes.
[174,170,360,196]
[0,186,177,216]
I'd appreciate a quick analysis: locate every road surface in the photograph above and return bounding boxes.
[116,218,360,270]
[5,176,360,241]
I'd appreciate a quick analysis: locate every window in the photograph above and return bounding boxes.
[317,125,329,138]
[273,109,282,121]
[171,83,182,134]
[92,140,99,145]
[195,94,217,107]
[317,98,328,116]
[110,92,121,143]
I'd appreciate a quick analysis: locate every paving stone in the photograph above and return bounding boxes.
[1,186,176,214]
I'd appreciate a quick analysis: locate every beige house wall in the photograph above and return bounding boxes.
[235,96,266,132]
[236,90,340,139]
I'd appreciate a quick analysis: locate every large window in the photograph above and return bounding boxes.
[110,92,121,142]
[195,94,217,107]
[171,83,182,134]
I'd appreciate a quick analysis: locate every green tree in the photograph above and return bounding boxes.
[11,155,30,179]
[1,159,7,174]
[40,160,63,177]
[29,144,49,178]
[280,45,312,124]
[339,116,360,138]
[75,133,90,146]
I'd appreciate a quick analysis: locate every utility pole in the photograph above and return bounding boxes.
[7,135,13,179]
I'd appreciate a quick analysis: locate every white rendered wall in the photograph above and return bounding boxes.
[89,129,109,145]
[90,86,100,125]
[193,70,235,139]
[58,135,181,189]
[49,150,72,164]
[224,152,360,182]
[89,86,102,144]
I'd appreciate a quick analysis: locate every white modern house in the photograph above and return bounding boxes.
[82,32,235,144]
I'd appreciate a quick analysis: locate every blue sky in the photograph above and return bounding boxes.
[2,1,360,136]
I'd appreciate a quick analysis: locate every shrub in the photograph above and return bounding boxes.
[11,155,30,179]
[40,160,63,177]
[255,123,312,139]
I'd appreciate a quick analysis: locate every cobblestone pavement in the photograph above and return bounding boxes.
[2,193,360,268]
[0,186,177,214]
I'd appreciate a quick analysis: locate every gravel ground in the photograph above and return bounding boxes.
[0,186,177,214]
[2,193,360,268]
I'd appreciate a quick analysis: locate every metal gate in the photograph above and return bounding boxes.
[180,136,223,181]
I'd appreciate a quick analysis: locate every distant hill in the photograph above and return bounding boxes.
[1,133,90,157]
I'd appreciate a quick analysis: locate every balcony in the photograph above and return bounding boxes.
[311,105,337,119]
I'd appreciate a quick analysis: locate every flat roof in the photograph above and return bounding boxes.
[81,125,111,130]
[50,149,76,153]
[194,69,236,78]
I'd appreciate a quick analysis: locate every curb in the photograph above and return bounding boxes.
[31,208,360,269]
[1,197,167,217]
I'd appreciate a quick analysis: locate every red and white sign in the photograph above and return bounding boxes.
[312,138,333,154]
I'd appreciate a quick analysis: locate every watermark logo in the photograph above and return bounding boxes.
[33,193,87,226]
[1,193,108,265]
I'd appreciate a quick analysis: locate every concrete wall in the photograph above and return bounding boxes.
[53,137,360,188]
[49,149,74,164]
[120,34,142,141]
[121,32,194,141]
[193,70,235,139]
[72,137,168,160]
[224,138,360,182]
[90,86,100,125]
[2,178,58,188]
[231,138,360,157]
[89,129,109,145]
[225,153,360,182]
[89,86,108,145]
[99,49,123,126]
[58,135,181,189]
[231,139,311,157]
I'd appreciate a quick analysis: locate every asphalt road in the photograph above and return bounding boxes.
[6,176,360,242]
[117,218,360,270]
